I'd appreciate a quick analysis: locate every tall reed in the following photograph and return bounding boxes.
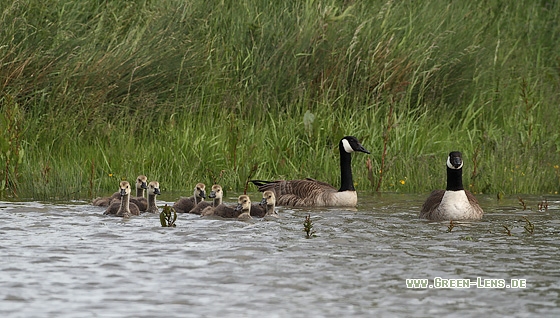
[0,0,559,200]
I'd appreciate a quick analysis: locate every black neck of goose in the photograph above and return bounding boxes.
[339,147,355,191]
[446,167,464,191]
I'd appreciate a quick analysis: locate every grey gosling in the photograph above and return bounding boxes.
[103,181,141,217]
[251,136,370,207]
[92,175,147,207]
[419,151,484,221]
[189,184,223,215]
[251,190,277,218]
[173,183,206,213]
[145,181,161,213]
[201,194,248,219]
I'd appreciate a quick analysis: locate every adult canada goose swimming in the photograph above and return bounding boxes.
[189,184,223,215]
[173,183,206,213]
[250,191,278,218]
[251,136,370,207]
[92,175,148,207]
[145,181,161,214]
[103,181,141,218]
[419,151,484,221]
[201,194,248,219]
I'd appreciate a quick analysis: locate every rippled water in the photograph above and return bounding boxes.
[1,192,559,317]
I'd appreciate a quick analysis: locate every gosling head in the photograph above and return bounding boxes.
[194,183,206,199]
[208,184,223,199]
[340,136,371,154]
[260,190,276,207]
[235,195,251,212]
[147,181,161,196]
[119,181,132,197]
[136,175,148,190]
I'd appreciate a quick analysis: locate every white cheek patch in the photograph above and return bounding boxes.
[341,139,354,153]
[446,156,463,169]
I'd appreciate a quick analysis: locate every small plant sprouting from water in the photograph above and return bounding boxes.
[447,220,455,233]
[518,197,527,210]
[160,204,177,227]
[538,199,548,212]
[503,225,512,236]
[522,216,534,235]
[303,214,316,239]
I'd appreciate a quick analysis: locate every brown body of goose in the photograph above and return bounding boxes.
[173,183,206,213]
[201,194,251,219]
[250,191,277,218]
[92,175,148,207]
[419,151,484,221]
[103,181,141,218]
[145,181,161,213]
[251,136,370,207]
[189,184,223,215]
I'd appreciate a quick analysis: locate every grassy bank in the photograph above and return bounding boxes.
[1,0,559,200]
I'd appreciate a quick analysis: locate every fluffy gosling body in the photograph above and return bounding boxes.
[173,183,206,213]
[104,181,141,218]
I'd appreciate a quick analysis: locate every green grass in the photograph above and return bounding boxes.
[1,0,559,200]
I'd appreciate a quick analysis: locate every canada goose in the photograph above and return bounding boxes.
[419,151,484,221]
[173,183,206,213]
[251,136,370,207]
[236,195,253,220]
[145,181,161,213]
[189,184,223,214]
[251,191,277,218]
[92,175,148,207]
[201,194,248,219]
[103,181,141,218]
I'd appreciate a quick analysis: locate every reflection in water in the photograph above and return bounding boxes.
[0,193,559,317]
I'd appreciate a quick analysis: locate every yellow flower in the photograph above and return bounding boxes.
[554,165,559,169]
[108,173,113,177]
[399,180,405,185]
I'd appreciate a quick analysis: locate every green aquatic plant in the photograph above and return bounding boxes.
[446,220,455,233]
[518,197,527,210]
[160,204,177,227]
[503,225,513,236]
[303,214,316,239]
[522,216,534,235]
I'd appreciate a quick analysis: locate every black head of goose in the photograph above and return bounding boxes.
[145,181,161,213]
[104,181,141,218]
[189,184,223,214]
[419,151,484,221]
[173,183,206,213]
[250,136,370,207]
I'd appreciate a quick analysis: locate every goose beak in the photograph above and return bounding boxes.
[260,197,267,206]
[450,156,462,168]
[234,203,243,211]
[209,191,217,199]
[154,188,161,195]
[141,182,148,189]
[357,144,370,154]
[120,188,127,196]
[200,190,206,199]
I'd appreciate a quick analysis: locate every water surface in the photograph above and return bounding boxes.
[1,193,559,317]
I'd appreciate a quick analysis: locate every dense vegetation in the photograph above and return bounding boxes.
[1,0,559,200]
